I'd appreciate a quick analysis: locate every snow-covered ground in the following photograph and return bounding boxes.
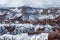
[0,33,48,40]
[0,24,54,35]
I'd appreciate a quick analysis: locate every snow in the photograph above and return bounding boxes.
[39,15,55,19]
[34,24,53,32]
[0,33,48,40]
[0,33,30,40]
[0,0,59,40]
[21,14,57,22]
[30,35,36,40]
[0,24,53,32]
[44,24,53,29]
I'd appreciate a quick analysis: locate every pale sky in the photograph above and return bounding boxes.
[0,0,60,8]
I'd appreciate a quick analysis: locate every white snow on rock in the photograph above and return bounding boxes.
[22,14,58,21]
[39,15,55,20]
[30,33,48,40]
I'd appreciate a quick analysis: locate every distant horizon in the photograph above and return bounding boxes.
[0,0,60,8]
[0,5,60,9]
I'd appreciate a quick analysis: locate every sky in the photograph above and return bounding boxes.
[0,0,60,8]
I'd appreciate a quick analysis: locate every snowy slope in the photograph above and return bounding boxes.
[0,33,48,40]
